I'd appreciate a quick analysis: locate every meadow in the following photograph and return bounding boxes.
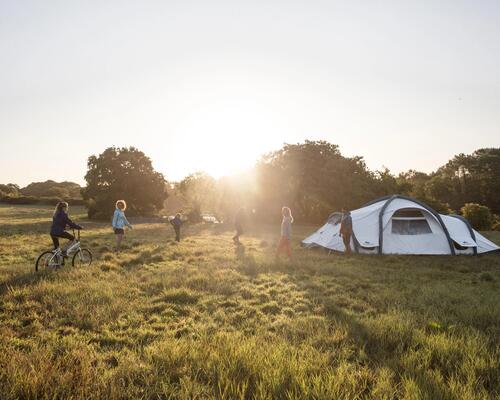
[0,204,499,400]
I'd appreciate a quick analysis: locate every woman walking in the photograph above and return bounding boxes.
[276,206,293,261]
[112,200,132,252]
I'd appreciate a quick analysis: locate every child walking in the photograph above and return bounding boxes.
[50,201,83,256]
[276,206,293,261]
[112,200,132,252]
[232,207,244,244]
[170,213,182,242]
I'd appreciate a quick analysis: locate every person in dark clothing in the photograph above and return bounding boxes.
[50,202,82,255]
[232,208,244,244]
[170,213,182,242]
[340,209,353,254]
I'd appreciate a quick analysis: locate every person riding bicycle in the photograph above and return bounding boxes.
[50,201,82,256]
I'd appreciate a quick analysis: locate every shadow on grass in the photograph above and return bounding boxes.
[235,244,264,277]
[229,245,478,398]
[281,264,461,399]
[0,268,57,295]
[0,220,57,235]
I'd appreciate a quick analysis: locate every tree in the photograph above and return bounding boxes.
[179,172,218,222]
[254,140,377,223]
[216,172,257,223]
[179,172,217,211]
[396,170,430,199]
[82,147,168,219]
[428,148,500,213]
[175,172,255,223]
[373,168,410,198]
[0,183,20,197]
[465,148,500,213]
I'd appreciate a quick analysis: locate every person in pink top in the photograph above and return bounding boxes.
[276,206,293,261]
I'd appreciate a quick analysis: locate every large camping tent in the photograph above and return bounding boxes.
[302,195,499,255]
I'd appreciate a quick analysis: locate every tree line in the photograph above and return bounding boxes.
[0,181,84,206]
[176,142,499,227]
[2,143,499,229]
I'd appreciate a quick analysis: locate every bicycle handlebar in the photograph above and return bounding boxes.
[72,229,81,240]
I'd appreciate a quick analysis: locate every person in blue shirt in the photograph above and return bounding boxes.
[50,201,82,256]
[170,213,182,242]
[112,200,132,252]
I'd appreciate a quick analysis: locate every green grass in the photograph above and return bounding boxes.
[0,204,499,399]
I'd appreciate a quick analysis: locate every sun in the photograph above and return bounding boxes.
[171,99,280,178]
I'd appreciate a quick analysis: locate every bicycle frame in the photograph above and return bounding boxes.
[48,230,82,266]
[36,228,92,271]
[66,240,81,254]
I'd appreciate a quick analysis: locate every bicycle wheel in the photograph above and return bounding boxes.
[72,249,92,267]
[35,251,61,272]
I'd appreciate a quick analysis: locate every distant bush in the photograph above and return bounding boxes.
[0,181,84,207]
[0,195,39,204]
[0,183,20,197]
[461,203,493,230]
[0,195,85,206]
[492,219,500,231]
[20,180,82,199]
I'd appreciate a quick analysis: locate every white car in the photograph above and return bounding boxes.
[201,214,220,224]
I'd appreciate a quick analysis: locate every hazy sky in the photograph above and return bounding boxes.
[1,0,499,186]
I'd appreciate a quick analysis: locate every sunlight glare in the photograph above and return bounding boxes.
[173,99,279,178]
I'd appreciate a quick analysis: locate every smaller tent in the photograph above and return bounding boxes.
[302,195,499,255]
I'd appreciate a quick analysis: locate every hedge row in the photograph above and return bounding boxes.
[0,196,86,206]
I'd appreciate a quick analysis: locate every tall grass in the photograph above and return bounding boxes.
[0,204,499,399]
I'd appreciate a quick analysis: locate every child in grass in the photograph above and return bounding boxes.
[276,206,293,261]
[112,200,132,252]
[233,207,245,244]
[170,213,182,242]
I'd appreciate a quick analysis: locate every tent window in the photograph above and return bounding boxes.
[392,219,432,235]
[392,209,432,235]
[393,208,426,218]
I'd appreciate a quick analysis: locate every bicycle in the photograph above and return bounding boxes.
[35,229,92,271]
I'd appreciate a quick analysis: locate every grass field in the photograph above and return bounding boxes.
[0,204,499,399]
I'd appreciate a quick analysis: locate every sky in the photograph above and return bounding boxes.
[1,0,499,186]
